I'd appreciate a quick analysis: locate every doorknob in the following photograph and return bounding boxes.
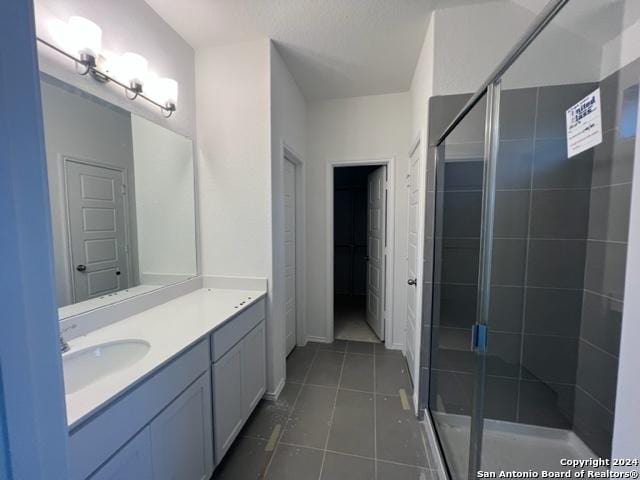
[76,264,87,272]
[408,278,417,286]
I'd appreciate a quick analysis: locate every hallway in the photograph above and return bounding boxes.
[213,340,435,479]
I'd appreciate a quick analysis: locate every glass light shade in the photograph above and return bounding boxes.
[68,16,102,58]
[157,78,179,107]
[120,52,148,87]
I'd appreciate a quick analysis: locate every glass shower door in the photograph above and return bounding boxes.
[429,94,490,479]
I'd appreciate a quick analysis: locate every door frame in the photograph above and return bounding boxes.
[62,156,134,303]
[282,142,306,349]
[326,157,395,344]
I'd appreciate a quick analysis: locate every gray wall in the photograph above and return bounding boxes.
[421,65,637,458]
[40,78,139,307]
[574,58,639,457]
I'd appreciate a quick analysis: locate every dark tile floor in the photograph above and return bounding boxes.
[212,340,437,480]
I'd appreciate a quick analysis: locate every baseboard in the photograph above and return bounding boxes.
[421,409,449,480]
[264,377,285,401]
[306,335,331,343]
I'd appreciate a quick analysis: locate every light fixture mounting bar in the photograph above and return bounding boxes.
[36,36,176,118]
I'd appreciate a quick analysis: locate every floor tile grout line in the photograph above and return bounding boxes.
[317,348,347,480]
[287,381,401,397]
[276,440,439,471]
[263,346,320,478]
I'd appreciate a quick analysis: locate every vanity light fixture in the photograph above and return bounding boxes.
[38,16,178,118]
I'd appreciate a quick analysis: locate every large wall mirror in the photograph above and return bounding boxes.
[40,75,197,319]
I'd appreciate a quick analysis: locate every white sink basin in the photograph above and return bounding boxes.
[63,339,151,394]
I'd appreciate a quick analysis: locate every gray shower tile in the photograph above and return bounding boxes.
[429,369,473,416]
[491,239,527,286]
[321,453,375,480]
[446,96,487,144]
[576,340,618,412]
[573,387,614,458]
[441,238,480,284]
[535,83,598,139]
[530,189,590,239]
[524,288,583,337]
[522,335,579,384]
[526,239,587,289]
[484,376,519,422]
[327,389,375,458]
[496,139,534,190]
[444,159,484,191]
[265,444,324,480]
[486,333,522,378]
[488,286,524,333]
[281,385,337,449]
[376,394,429,467]
[518,380,574,429]
[440,284,477,329]
[340,353,374,392]
[600,68,621,133]
[532,139,594,189]
[499,87,538,140]
[592,131,636,187]
[580,291,623,357]
[584,240,627,301]
[443,191,483,238]
[306,350,344,387]
[588,183,632,243]
[494,190,530,238]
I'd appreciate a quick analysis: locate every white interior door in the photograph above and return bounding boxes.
[366,166,386,341]
[405,143,422,384]
[65,160,130,302]
[284,159,297,355]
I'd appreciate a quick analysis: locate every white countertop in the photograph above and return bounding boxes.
[64,287,266,430]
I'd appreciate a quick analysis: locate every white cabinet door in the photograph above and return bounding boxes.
[90,427,153,480]
[213,341,244,462]
[150,372,214,480]
[241,322,266,415]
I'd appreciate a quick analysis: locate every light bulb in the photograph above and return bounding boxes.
[157,78,178,108]
[120,52,148,90]
[68,16,102,59]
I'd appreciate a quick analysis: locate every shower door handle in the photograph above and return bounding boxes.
[471,323,488,353]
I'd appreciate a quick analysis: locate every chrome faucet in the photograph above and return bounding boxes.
[59,323,76,353]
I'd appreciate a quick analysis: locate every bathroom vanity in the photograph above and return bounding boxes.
[64,287,266,480]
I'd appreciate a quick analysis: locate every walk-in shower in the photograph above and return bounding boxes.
[420,0,639,477]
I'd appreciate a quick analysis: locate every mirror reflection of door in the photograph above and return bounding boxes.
[64,159,130,302]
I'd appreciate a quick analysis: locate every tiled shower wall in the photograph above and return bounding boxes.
[419,60,638,459]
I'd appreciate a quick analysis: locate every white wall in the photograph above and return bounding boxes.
[306,93,412,348]
[432,1,600,94]
[131,115,197,282]
[34,0,196,140]
[270,43,307,393]
[196,39,277,390]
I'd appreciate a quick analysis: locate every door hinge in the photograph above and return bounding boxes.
[471,323,488,353]
[121,184,127,195]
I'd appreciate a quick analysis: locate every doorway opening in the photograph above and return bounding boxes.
[332,165,388,343]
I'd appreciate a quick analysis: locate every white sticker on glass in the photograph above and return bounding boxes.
[566,88,603,158]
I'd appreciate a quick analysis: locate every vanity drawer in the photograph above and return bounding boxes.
[210,299,265,363]
[69,338,209,480]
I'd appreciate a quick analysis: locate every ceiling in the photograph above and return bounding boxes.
[145,0,640,101]
[144,0,436,100]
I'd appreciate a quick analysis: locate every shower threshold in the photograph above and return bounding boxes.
[432,411,596,477]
